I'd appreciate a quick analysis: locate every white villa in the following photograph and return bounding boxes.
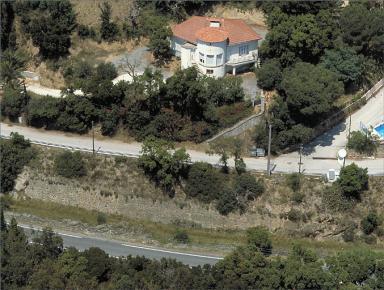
[170,16,262,78]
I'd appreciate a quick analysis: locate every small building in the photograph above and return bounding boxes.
[170,16,262,78]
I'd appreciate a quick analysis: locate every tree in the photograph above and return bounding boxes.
[82,247,111,282]
[138,136,190,194]
[281,62,343,124]
[216,188,238,216]
[347,131,377,156]
[337,163,368,199]
[0,133,35,193]
[26,96,61,128]
[361,212,380,235]
[148,26,172,64]
[256,58,282,90]
[0,49,28,87]
[0,0,16,51]
[99,1,119,41]
[27,0,76,58]
[246,226,272,254]
[340,4,384,64]
[1,85,30,120]
[320,47,363,87]
[54,151,87,178]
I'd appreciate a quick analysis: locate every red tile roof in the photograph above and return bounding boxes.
[171,16,262,45]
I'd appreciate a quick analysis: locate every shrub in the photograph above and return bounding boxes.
[342,227,356,243]
[97,212,107,225]
[77,24,96,39]
[322,185,356,212]
[337,163,368,200]
[286,173,301,192]
[185,162,223,203]
[1,85,30,120]
[347,131,377,155]
[287,209,302,222]
[173,229,190,244]
[363,234,377,245]
[216,189,238,216]
[234,173,264,200]
[114,156,128,165]
[54,151,86,178]
[256,58,282,90]
[361,212,380,235]
[246,226,272,255]
[291,191,305,204]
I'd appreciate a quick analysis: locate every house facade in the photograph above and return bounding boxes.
[170,16,262,78]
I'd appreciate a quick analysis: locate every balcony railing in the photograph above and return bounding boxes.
[227,53,257,65]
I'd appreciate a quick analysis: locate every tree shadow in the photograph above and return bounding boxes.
[302,122,347,156]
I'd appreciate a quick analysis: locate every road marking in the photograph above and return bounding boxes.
[18,225,82,239]
[57,232,82,239]
[121,243,223,260]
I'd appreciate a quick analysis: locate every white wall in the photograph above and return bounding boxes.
[226,40,258,62]
[170,36,185,57]
[195,40,227,77]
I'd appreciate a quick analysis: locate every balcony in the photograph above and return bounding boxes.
[226,53,257,66]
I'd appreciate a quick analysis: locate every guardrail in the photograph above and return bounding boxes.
[0,134,141,159]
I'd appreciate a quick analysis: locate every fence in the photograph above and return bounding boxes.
[313,78,384,139]
[206,110,264,142]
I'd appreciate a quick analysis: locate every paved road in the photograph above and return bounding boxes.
[1,122,383,175]
[19,224,222,266]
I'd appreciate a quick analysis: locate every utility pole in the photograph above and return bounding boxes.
[298,144,303,174]
[92,120,95,155]
[267,124,272,176]
[348,113,352,141]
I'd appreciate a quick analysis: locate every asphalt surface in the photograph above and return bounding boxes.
[1,121,383,175]
[20,224,223,266]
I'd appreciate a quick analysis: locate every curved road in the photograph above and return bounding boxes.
[1,120,383,175]
[20,224,222,266]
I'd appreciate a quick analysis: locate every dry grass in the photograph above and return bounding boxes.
[70,0,134,26]
[208,4,266,27]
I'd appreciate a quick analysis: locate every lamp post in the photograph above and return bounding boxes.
[267,124,272,176]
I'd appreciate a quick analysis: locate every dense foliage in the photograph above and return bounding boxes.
[0,133,35,193]
[347,131,378,156]
[337,163,369,200]
[15,0,76,59]
[254,1,384,152]
[2,217,384,289]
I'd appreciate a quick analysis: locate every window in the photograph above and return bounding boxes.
[216,53,223,66]
[206,69,214,74]
[239,45,249,56]
[199,52,204,63]
[206,55,214,66]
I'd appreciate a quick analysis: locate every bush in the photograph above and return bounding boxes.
[216,189,238,216]
[286,173,301,192]
[347,131,377,155]
[97,212,107,225]
[361,212,380,235]
[77,24,96,39]
[287,209,302,222]
[54,151,86,178]
[291,191,305,204]
[173,229,190,244]
[1,85,30,120]
[342,227,356,243]
[234,173,264,200]
[337,163,368,199]
[246,226,272,255]
[185,162,223,203]
[322,185,356,212]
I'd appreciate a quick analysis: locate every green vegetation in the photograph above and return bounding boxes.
[15,0,76,59]
[254,1,384,152]
[99,1,119,42]
[4,215,384,289]
[347,131,378,156]
[138,137,190,195]
[54,150,86,178]
[286,173,302,192]
[361,212,381,236]
[0,133,35,193]
[337,163,369,200]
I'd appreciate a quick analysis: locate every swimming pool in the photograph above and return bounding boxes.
[374,123,384,139]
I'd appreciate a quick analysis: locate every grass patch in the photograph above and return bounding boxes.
[9,198,384,256]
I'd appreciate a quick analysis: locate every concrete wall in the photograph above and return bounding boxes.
[170,36,184,57]
[226,40,258,62]
[196,40,226,77]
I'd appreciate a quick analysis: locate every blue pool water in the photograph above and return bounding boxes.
[374,123,384,138]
